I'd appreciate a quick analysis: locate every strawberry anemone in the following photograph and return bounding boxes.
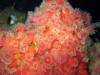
[0,0,95,75]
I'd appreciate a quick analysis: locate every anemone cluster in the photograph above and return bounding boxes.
[0,0,94,75]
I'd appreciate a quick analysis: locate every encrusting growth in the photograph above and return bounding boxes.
[0,0,95,75]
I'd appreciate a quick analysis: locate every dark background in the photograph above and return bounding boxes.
[0,0,100,42]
